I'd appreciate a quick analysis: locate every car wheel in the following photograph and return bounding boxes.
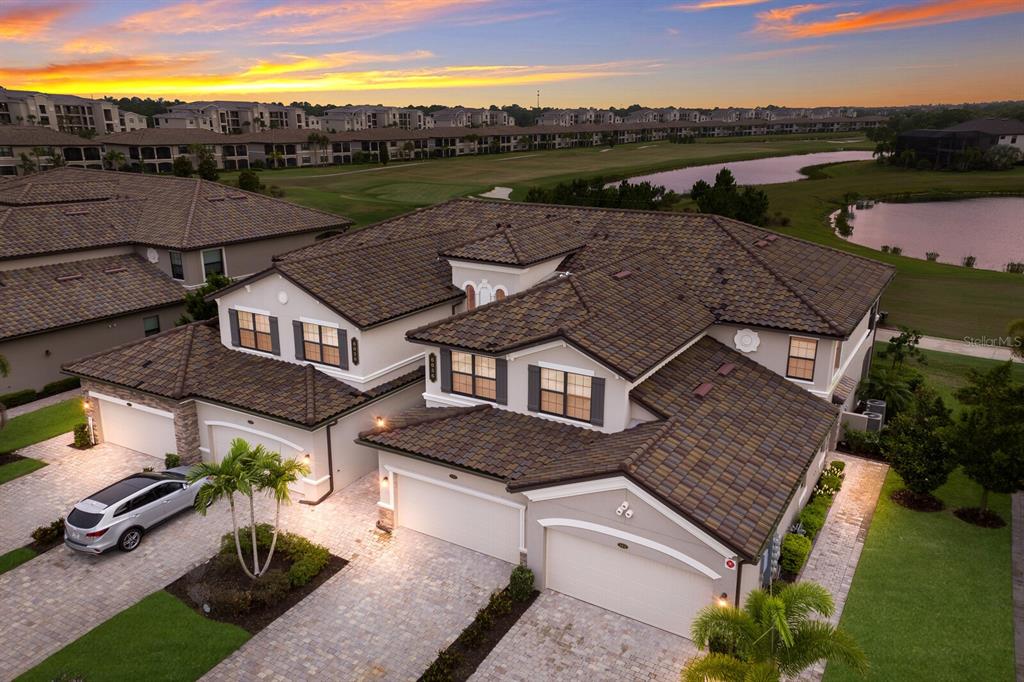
[118,527,143,552]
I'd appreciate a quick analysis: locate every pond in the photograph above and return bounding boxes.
[620,150,874,192]
[837,197,1024,271]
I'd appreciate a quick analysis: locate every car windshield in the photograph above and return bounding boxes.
[67,508,103,529]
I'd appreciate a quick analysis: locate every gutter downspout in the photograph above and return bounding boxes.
[300,420,336,506]
[734,560,744,608]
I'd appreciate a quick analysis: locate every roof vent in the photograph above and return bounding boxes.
[55,273,83,282]
[208,196,226,202]
[717,363,736,376]
[612,269,632,280]
[693,382,714,398]
[227,193,247,200]
[755,239,769,248]
[765,234,778,242]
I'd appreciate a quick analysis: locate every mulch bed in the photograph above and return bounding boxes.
[166,551,347,634]
[953,507,1006,529]
[0,452,26,466]
[891,489,945,512]
[423,589,539,681]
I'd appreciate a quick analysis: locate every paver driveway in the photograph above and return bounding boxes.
[0,434,159,555]
[472,590,698,681]
[206,475,512,681]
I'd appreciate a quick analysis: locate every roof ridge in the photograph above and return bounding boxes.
[172,324,196,398]
[712,216,843,335]
[181,178,203,248]
[358,404,490,439]
[304,363,317,425]
[620,418,677,475]
[501,226,525,263]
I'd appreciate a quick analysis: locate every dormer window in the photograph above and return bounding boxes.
[238,311,273,352]
[540,368,592,421]
[451,351,496,400]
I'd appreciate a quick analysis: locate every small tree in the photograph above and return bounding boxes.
[176,273,231,324]
[103,149,126,170]
[237,169,261,193]
[882,386,954,504]
[18,152,36,174]
[863,365,917,416]
[195,147,219,181]
[172,155,194,177]
[1007,319,1024,361]
[948,362,1024,523]
[878,327,925,369]
[268,150,285,169]
[683,581,867,681]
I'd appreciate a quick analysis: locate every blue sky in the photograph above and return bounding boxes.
[1,0,1021,107]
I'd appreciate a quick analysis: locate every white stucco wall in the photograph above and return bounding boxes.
[707,323,834,396]
[448,255,564,311]
[419,341,633,433]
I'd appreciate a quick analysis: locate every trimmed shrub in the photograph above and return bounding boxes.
[280,533,330,587]
[421,648,462,682]
[780,533,812,575]
[40,377,80,397]
[164,453,181,468]
[208,587,252,615]
[828,459,846,472]
[72,423,92,448]
[250,569,291,608]
[509,565,534,602]
[799,499,829,540]
[32,518,64,546]
[840,426,881,457]
[0,389,37,409]
[488,589,513,617]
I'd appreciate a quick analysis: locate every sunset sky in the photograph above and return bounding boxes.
[1,0,1021,108]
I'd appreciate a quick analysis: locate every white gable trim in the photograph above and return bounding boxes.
[627,331,707,389]
[523,476,737,558]
[538,517,721,580]
[90,391,173,419]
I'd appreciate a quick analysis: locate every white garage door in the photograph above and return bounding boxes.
[98,399,176,458]
[395,474,520,564]
[546,529,713,637]
[209,425,303,463]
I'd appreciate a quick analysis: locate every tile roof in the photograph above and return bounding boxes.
[63,322,423,427]
[440,216,588,266]
[0,254,184,340]
[943,118,1024,135]
[0,126,103,147]
[407,249,715,380]
[363,337,838,559]
[0,167,351,261]
[267,198,891,337]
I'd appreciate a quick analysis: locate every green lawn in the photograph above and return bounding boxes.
[759,161,1024,340]
[822,469,1014,682]
[17,590,251,682]
[0,457,47,484]
[0,398,85,453]
[220,135,872,226]
[0,547,37,575]
[871,342,1024,417]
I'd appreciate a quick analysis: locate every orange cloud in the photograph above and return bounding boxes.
[756,0,1023,38]
[256,0,489,40]
[116,0,249,34]
[0,2,77,41]
[672,0,769,10]
[240,51,434,76]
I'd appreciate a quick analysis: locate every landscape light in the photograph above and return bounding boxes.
[717,593,729,608]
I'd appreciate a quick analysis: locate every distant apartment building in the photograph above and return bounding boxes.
[154,101,319,134]
[0,88,146,134]
[432,107,513,128]
[539,108,620,126]
[323,106,431,131]
[0,126,104,175]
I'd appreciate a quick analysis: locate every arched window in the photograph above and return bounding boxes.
[477,282,494,306]
[495,288,507,301]
[465,283,476,310]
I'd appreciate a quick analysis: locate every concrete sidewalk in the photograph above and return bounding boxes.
[4,389,81,420]
[876,328,1020,363]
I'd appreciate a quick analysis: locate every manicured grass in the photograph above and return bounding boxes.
[219,135,872,226]
[0,547,37,575]
[822,469,1014,682]
[871,342,1024,417]
[16,590,251,682]
[757,161,1024,340]
[0,398,84,453]
[0,457,47,484]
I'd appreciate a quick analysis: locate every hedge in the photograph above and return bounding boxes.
[780,533,812,575]
[0,377,81,409]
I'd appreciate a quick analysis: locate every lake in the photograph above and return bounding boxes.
[620,150,875,192]
[838,197,1024,271]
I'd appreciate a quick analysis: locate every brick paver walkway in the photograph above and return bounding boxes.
[1012,493,1023,682]
[472,590,698,681]
[206,474,512,681]
[0,435,160,554]
[797,453,888,681]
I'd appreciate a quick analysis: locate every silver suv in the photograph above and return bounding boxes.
[64,467,209,554]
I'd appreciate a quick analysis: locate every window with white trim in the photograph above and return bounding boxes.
[238,310,273,352]
[540,367,593,422]
[787,337,818,381]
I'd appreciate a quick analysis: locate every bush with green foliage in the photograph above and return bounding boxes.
[237,169,261,193]
[840,426,881,457]
[509,565,534,602]
[41,377,80,397]
[73,423,92,448]
[220,524,330,588]
[164,453,181,468]
[780,533,812,574]
[881,386,954,496]
[31,518,65,546]
[799,497,830,540]
[690,168,770,226]
[421,648,462,682]
[177,273,232,324]
[172,156,194,177]
[524,177,680,211]
[0,389,38,409]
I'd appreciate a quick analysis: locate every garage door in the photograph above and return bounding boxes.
[208,425,303,463]
[545,529,713,637]
[98,399,176,458]
[395,473,520,564]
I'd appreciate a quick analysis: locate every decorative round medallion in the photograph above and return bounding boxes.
[277,290,289,304]
[146,247,159,263]
[734,328,760,353]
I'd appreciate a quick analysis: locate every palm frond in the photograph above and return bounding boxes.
[778,621,868,677]
[691,603,757,651]
[778,582,835,624]
[682,653,758,682]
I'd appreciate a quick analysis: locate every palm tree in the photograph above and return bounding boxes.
[683,582,867,681]
[190,440,260,579]
[251,448,309,574]
[1008,319,1024,360]
[306,132,330,166]
[0,354,9,430]
[18,152,36,174]
[268,150,285,169]
[31,146,49,171]
[864,365,915,415]
[103,149,125,171]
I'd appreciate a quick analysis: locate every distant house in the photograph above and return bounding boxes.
[896,118,1024,167]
